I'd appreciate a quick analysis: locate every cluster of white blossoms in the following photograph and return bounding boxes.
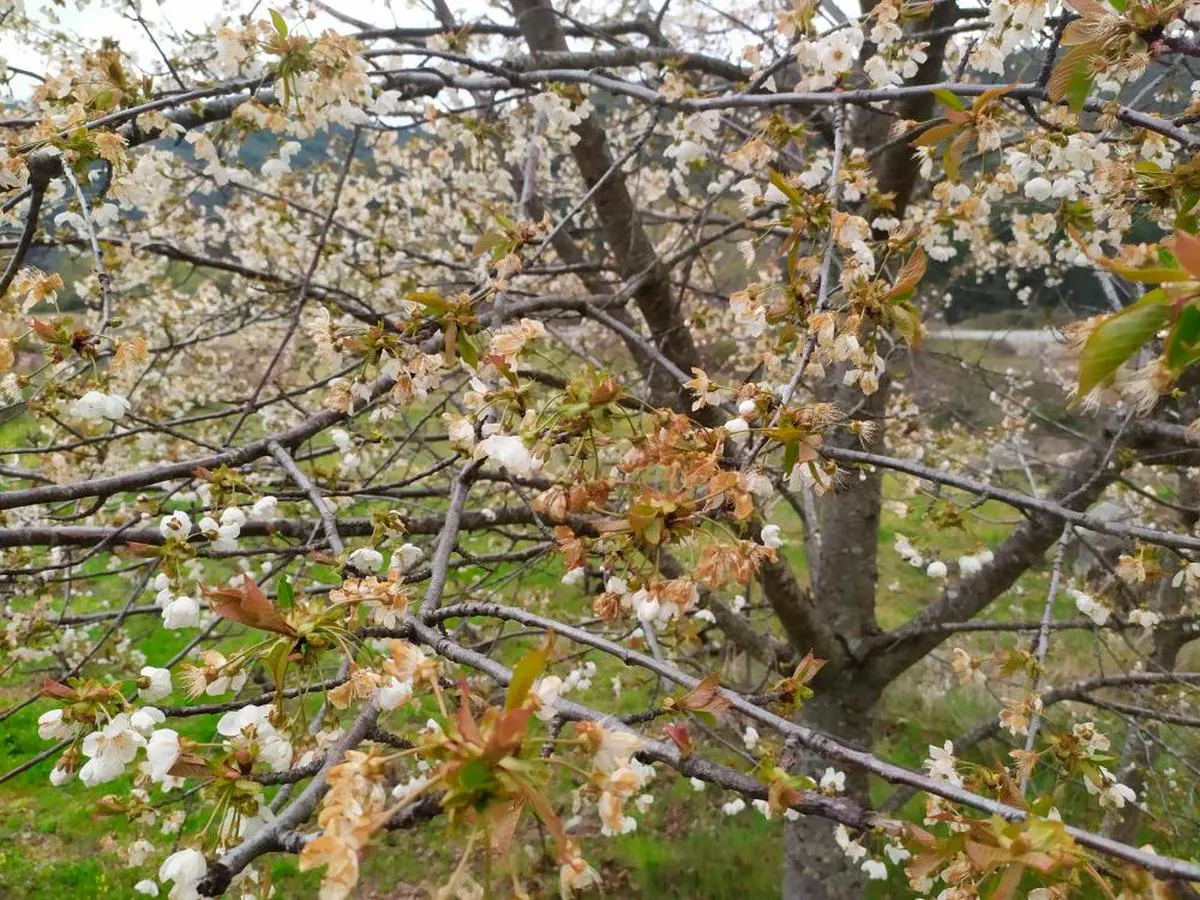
[975,0,1052,75]
[832,824,888,880]
[261,139,302,178]
[601,576,700,629]
[864,41,928,89]
[794,28,864,90]
[197,507,245,552]
[923,740,963,788]
[69,389,131,422]
[664,110,721,173]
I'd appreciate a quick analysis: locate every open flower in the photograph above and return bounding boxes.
[80,714,145,786]
[532,675,563,721]
[251,495,278,518]
[760,524,784,549]
[347,547,384,572]
[1084,766,1136,809]
[391,543,424,572]
[475,433,540,477]
[158,511,192,542]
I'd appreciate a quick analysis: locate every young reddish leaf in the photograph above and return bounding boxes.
[40,676,77,700]
[515,779,568,854]
[486,798,525,857]
[485,706,533,760]
[454,679,484,747]
[167,753,213,780]
[943,130,970,182]
[203,578,297,637]
[1167,231,1200,281]
[663,673,732,715]
[663,721,693,757]
[963,839,1008,873]
[912,121,961,149]
[884,248,927,302]
[990,864,1025,900]
[1048,44,1098,112]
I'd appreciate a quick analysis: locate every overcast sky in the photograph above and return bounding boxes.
[0,1,431,89]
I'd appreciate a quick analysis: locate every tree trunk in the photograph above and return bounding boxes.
[782,691,877,900]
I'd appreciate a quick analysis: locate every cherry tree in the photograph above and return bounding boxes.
[3,0,1200,897]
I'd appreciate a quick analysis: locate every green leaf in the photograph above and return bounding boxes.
[768,169,804,205]
[1166,303,1200,372]
[932,88,966,112]
[269,8,288,37]
[1078,290,1170,396]
[1049,44,1097,112]
[265,637,291,694]
[505,634,553,711]
[276,575,294,608]
[456,330,479,368]
[782,440,799,476]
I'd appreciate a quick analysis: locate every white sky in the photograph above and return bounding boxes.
[0,1,435,87]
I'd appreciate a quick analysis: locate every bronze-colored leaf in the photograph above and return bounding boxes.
[203,578,297,637]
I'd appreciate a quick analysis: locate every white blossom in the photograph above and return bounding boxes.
[760,524,784,550]
[139,666,173,702]
[159,848,207,900]
[347,547,385,572]
[69,390,131,422]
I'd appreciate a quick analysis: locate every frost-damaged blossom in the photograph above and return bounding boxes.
[299,750,390,900]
